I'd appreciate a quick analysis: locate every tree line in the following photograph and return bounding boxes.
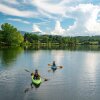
[0,23,100,47]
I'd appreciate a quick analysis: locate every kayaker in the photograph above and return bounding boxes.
[52,61,56,66]
[34,69,40,80]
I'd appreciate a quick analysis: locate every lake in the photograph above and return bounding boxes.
[0,46,100,100]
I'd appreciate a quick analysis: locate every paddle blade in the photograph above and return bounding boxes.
[59,66,63,68]
[48,64,51,66]
[31,73,34,76]
[44,79,48,81]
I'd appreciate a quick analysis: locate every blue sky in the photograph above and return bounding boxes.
[0,0,100,36]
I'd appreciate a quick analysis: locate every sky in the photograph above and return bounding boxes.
[0,0,100,36]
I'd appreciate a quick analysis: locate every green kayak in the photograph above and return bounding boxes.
[31,76,42,85]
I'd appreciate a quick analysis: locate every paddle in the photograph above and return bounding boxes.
[48,64,63,69]
[25,69,48,81]
[40,76,48,81]
[57,66,63,69]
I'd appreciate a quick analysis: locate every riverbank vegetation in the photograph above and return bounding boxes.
[0,23,100,47]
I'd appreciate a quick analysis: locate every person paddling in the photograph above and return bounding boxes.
[31,69,40,80]
[34,69,40,80]
[51,61,57,70]
[52,61,56,66]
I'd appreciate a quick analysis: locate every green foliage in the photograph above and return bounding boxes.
[24,33,39,43]
[0,23,24,46]
[39,35,49,43]
[0,30,3,42]
[22,40,31,46]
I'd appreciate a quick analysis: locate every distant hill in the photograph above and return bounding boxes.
[20,31,42,35]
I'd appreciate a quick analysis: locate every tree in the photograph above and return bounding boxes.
[31,34,39,43]
[40,35,49,43]
[24,33,39,43]
[0,30,3,42]
[1,23,24,46]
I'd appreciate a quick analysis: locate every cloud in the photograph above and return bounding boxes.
[30,0,87,19]
[32,24,42,33]
[0,3,37,18]
[37,9,57,20]
[32,21,65,36]
[66,4,100,36]
[32,24,47,35]
[51,21,65,35]
[85,5,100,33]
[30,0,67,18]
[7,18,30,24]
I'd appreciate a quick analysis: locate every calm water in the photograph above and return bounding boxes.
[0,47,100,100]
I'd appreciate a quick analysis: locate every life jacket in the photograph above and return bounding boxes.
[34,72,38,77]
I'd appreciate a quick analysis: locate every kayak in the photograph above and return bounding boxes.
[51,65,57,70]
[31,76,42,85]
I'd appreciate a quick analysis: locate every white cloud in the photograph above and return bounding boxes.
[31,0,67,18]
[0,3,37,18]
[51,21,65,35]
[85,6,100,33]
[38,9,57,20]
[32,24,42,33]
[66,4,100,36]
[7,18,30,24]
[32,24,47,35]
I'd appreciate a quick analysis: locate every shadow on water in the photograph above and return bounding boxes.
[24,82,41,93]
[52,69,56,73]
[32,82,41,88]
[48,69,56,73]
[0,47,23,67]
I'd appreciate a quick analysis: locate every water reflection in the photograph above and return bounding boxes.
[32,50,43,68]
[51,50,64,65]
[68,51,99,98]
[84,53,97,74]
[0,47,23,67]
[25,45,100,51]
[83,52,98,96]
[24,82,41,93]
